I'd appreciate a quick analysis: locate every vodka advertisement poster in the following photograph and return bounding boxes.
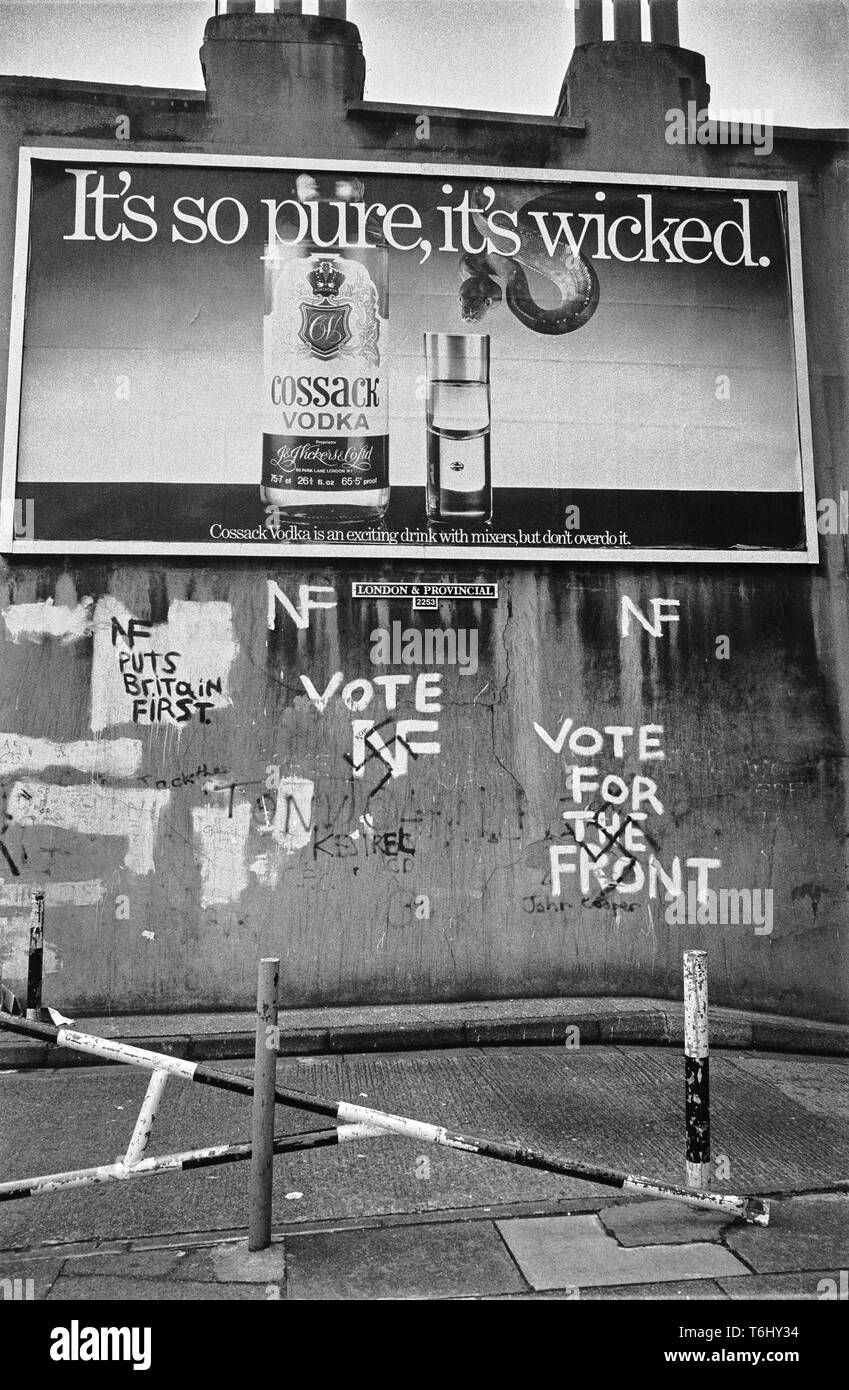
[1,150,816,562]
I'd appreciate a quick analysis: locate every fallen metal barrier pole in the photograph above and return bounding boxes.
[0,1010,770,1224]
[0,1123,385,1202]
[271,1089,770,1226]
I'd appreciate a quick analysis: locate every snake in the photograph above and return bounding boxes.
[459,184,600,335]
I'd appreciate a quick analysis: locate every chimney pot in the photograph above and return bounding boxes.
[613,0,643,41]
[573,0,603,46]
[648,0,680,46]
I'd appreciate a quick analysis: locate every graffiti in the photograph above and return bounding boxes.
[300,669,443,783]
[533,719,664,760]
[313,822,416,862]
[0,879,106,908]
[300,670,443,714]
[0,733,142,779]
[522,893,570,914]
[267,778,315,852]
[4,782,169,876]
[266,580,337,630]
[619,596,681,638]
[113,625,222,724]
[186,772,318,902]
[139,763,228,790]
[533,719,723,907]
[90,597,236,731]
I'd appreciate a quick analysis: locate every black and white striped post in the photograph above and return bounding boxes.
[684,949,710,1190]
[248,957,279,1252]
[25,892,44,1023]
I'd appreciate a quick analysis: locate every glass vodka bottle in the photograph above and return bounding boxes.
[261,174,389,523]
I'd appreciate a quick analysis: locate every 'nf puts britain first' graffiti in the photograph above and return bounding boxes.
[95,598,237,729]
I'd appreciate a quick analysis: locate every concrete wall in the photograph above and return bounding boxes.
[0,14,847,1019]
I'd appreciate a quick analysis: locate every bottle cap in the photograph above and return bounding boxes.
[424,333,490,382]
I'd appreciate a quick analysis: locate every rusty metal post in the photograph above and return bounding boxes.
[684,950,710,1190]
[248,957,279,1251]
[26,892,44,1022]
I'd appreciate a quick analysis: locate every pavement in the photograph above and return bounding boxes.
[1,1042,848,1300]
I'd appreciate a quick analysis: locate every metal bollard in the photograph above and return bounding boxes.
[26,892,45,1023]
[684,949,710,1190]
[248,957,279,1251]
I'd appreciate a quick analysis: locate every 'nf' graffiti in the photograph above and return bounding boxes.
[343,716,419,797]
[300,673,442,788]
[265,582,443,791]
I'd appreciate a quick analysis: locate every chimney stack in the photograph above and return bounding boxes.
[558,0,708,163]
[201,3,363,150]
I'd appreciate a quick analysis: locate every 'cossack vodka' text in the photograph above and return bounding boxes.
[262,175,389,523]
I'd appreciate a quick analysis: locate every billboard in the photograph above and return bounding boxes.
[1,149,817,562]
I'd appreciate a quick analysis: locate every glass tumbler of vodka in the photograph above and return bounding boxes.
[424,332,491,524]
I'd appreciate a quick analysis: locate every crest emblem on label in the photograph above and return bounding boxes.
[298,302,352,359]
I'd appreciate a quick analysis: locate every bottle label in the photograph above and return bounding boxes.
[262,435,388,490]
[263,251,388,492]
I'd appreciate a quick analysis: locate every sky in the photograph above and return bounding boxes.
[0,0,846,128]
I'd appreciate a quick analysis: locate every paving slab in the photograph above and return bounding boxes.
[39,1248,192,1280]
[46,1276,268,1300]
[581,1279,729,1299]
[206,1240,286,1284]
[599,1198,733,1246]
[285,1220,526,1300]
[724,1195,849,1274]
[497,1214,750,1290]
[724,1054,849,1122]
[718,1270,842,1300]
